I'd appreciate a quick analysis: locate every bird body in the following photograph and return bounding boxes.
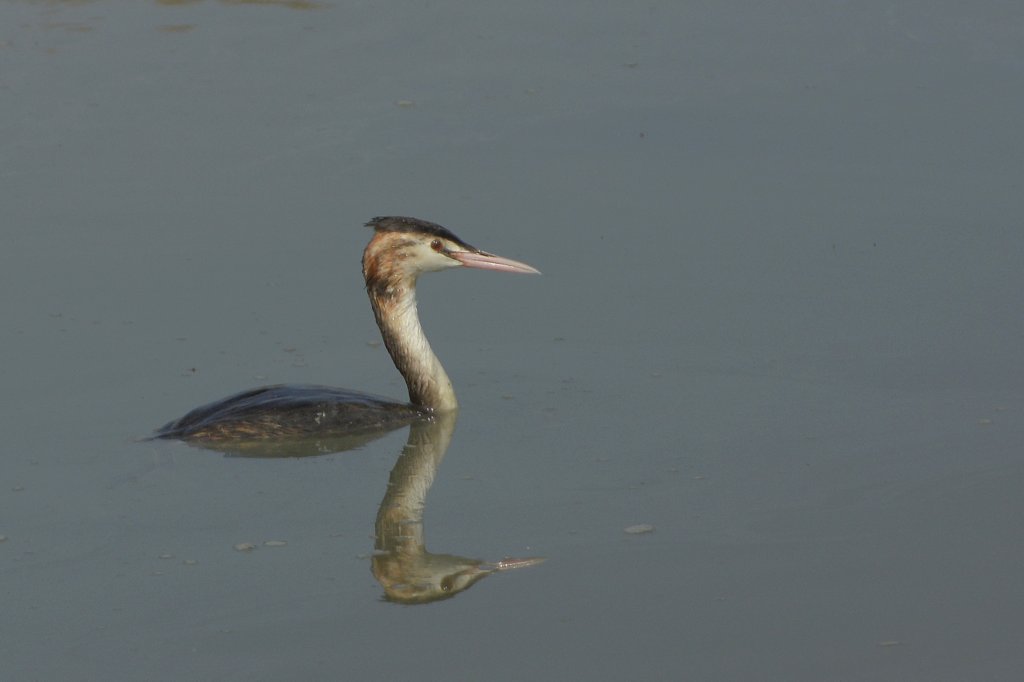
[152,217,538,445]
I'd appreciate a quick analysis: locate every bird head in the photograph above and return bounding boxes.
[362,216,540,290]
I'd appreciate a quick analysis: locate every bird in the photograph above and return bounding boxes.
[152,216,539,445]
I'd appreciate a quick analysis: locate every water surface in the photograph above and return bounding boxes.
[2,2,1023,680]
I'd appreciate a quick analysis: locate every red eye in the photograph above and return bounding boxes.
[430,239,443,251]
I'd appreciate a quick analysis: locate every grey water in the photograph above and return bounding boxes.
[2,1,1024,680]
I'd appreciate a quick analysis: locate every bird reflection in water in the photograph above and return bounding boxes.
[159,409,544,603]
[373,411,543,604]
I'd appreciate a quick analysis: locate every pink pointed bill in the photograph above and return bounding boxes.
[451,250,541,275]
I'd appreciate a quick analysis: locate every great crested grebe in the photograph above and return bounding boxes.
[153,216,539,443]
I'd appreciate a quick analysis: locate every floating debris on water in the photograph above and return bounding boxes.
[624,524,655,535]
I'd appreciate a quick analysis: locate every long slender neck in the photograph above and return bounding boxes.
[367,281,458,411]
